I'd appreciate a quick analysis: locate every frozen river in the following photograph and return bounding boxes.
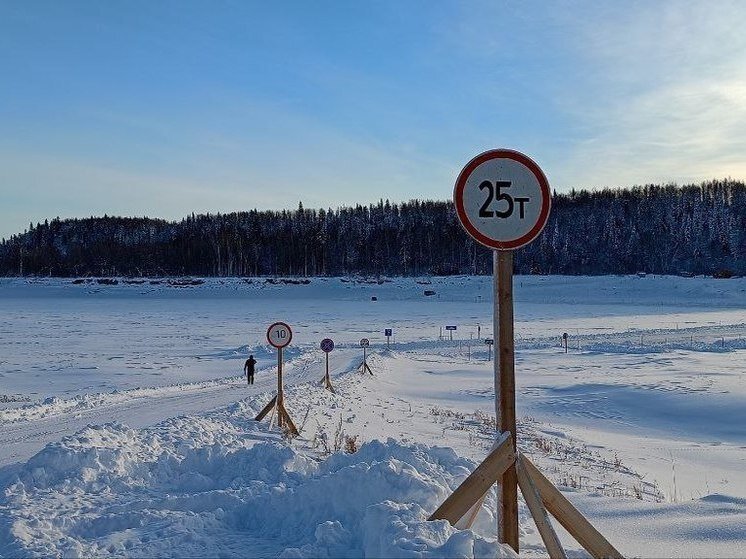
[2,275,744,401]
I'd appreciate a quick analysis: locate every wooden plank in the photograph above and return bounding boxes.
[496,250,519,551]
[521,454,623,559]
[429,433,514,525]
[279,404,299,436]
[455,436,502,529]
[255,395,277,421]
[455,493,487,530]
[515,454,566,559]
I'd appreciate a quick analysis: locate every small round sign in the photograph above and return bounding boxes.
[454,149,551,250]
[267,321,292,349]
[360,338,370,348]
[320,338,335,353]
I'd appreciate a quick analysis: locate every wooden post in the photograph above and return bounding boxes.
[321,352,335,393]
[277,347,284,428]
[495,250,519,551]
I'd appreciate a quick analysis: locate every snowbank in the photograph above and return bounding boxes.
[0,412,515,558]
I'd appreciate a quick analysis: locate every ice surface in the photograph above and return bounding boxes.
[1,275,744,557]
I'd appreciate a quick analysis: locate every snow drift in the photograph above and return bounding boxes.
[0,409,515,558]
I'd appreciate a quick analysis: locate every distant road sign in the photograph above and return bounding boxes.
[267,322,292,348]
[384,329,392,337]
[562,332,568,340]
[485,338,494,345]
[360,338,370,347]
[454,149,551,250]
[445,325,457,331]
[320,338,335,353]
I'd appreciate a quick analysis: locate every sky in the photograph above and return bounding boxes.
[1,0,746,239]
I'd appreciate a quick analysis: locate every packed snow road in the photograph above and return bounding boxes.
[0,348,363,467]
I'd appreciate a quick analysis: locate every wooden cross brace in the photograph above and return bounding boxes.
[320,374,336,393]
[255,395,299,437]
[428,433,622,559]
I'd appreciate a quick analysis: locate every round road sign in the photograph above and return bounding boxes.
[320,338,335,353]
[360,338,370,348]
[267,321,292,348]
[454,149,551,250]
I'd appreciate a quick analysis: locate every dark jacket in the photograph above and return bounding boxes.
[244,357,256,374]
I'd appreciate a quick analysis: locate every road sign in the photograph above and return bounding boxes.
[267,322,292,348]
[453,149,551,251]
[320,338,335,353]
[384,328,392,337]
[445,325,457,331]
[360,338,370,347]
[257,322,298,436]
[485,338,494,345]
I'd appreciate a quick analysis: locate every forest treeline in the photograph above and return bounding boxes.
[0,180,743,277]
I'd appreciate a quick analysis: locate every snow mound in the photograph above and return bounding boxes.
[0,416,515,558]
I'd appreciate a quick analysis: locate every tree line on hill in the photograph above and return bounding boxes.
[0,179,743,278]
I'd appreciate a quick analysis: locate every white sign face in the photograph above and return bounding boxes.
[360,338,370,347]
[267,321,292,348]
[454,149,551,250]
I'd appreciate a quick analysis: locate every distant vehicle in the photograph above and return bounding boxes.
[424,290,436,296]
[636,272,647,278]
[678,271,694,278]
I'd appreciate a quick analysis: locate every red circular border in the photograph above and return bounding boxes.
[453,149,551,250]
[267,321,293,348]
[320,338,334,353]
[360,338,370,347]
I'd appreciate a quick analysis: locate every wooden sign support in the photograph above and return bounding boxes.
[444,148,622,557]
[428,441,622,558]
[495,250,519,548]
[320,352,335,393]
[358,343,373,375]
[256,346,299,436]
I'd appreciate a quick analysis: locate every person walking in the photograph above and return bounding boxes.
[244,355,257,385]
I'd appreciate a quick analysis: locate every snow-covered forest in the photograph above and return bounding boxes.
[1,180,743,277]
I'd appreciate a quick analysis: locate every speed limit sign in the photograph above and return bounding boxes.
[267,322,292,348]
[360,338,370,348]
[454,149,551,250]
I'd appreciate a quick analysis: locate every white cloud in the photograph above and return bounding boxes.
[549,1,746,188]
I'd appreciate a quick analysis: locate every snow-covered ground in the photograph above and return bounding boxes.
[1,275,745,557]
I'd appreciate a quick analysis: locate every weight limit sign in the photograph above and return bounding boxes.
[453,149,551,250]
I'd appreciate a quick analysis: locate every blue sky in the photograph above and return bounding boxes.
[2,0,745,239]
